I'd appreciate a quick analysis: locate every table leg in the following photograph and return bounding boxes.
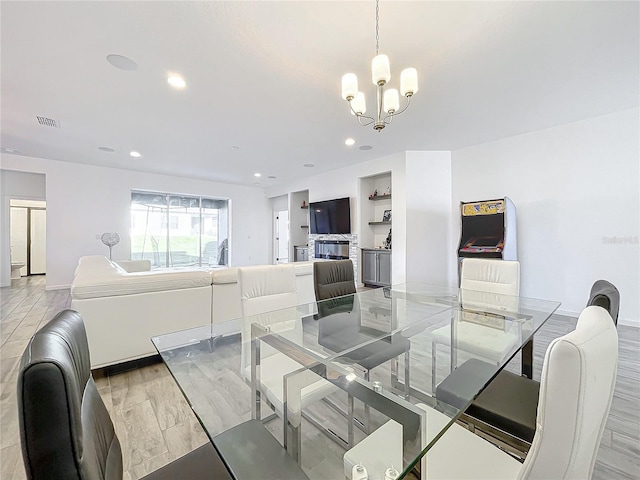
[364,370,371,435]
[404,350,411,400]
[251,334,261,420]
[348,394,355,448]
[431,341,437,393]
[391,356,399,388]
[522,338,533,379]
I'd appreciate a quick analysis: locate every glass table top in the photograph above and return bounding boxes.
[152,283,560,479]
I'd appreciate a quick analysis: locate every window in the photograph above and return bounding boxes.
[130,191,229,267]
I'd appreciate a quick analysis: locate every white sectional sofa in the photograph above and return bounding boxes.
[70,255,317,368]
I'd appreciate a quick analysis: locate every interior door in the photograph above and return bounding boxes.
[29,209,46,274]
[10,207,28,277]
[275,210,289,263]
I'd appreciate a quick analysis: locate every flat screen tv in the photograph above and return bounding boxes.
[309,197,351,234]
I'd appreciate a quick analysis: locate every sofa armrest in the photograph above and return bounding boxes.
[115,259,151,273]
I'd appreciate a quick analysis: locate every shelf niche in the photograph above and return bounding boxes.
[289,190,310,262]
[359,171,392,251]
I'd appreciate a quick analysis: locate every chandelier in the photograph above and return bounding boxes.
[341,0,418,132]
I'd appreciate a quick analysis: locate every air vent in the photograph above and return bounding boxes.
[36,116,60,128]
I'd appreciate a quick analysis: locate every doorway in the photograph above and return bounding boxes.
[10,200,46,277]
[273,210,289,264]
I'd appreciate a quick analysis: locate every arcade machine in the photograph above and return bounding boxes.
[457,197,517,278]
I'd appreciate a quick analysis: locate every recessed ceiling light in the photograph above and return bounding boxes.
[345,138,355,146]
[267,175,277,179]
[359,145,373,151]
[231,146,240,150]
[106,54,138,71]
[254,173,261,177]
[98,146,115,152]
[129,151,142,158]
[167,74,186,89]
[304,163,315,168]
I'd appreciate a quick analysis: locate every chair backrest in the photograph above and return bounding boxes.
[313,260,356,301]
[518,306,618,480]
[238,264,299,372]
[587,279,620,325]
[17,310,122,480]
[460,258,520,312]
[313,260,357,318]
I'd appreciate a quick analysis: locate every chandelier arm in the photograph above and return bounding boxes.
[382,95,412,124]
[348,100,375,123]
[357,115,375,127]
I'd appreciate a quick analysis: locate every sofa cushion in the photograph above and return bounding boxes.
[211,267,239,285]
[293,261,314,276]
[211,263,313,286]
[72,269,213,299]
[115,259,151,273]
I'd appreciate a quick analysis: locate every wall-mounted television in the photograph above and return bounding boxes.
[309,197,351,234]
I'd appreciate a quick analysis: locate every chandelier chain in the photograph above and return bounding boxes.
[375,0,380,55]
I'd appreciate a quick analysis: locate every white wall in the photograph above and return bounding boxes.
[1,154,271,289]
[405,151,454,285]
[0,170,46,286]
[451,108,639,326]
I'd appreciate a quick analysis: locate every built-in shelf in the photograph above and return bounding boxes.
[368,221,392,225]
[301,225,309,228]
[368,194,391,201]
[301,205,309,209]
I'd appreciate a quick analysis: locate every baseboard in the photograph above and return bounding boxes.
[556,308,639,328]
[555,308,580,320]
[45,284,71,291]
[92,354,162,377]
[618,317,640,328]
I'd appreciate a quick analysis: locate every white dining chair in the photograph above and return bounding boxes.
[345,305,619,479]
[431,258,521,391]
[238,264,335,456]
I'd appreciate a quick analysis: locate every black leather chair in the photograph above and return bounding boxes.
[313,260,410,377]
[17,309,232,480]
[435,280,620,450]
[588,279,619,325]
[314,259,357,301]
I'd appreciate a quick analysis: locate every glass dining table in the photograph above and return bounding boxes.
[152,283,560,480]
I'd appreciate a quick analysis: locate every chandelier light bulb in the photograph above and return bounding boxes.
[400,68,418,97]
[371,54,391,86]
[341,73,358,100]
[351,92,366,115]
[383,89,400,113]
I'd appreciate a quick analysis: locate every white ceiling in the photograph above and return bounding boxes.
[1,1,638,187]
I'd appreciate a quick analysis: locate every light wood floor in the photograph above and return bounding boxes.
[1,276,639,479]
